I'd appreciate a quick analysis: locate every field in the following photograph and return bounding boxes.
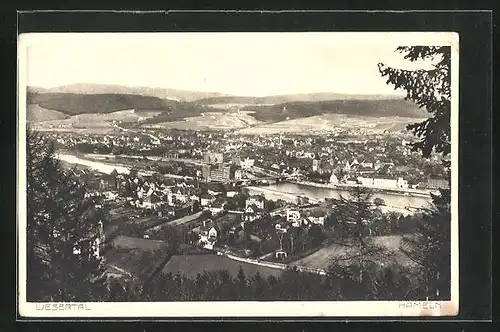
[27,104,70,122]
[28,108,163,129]
[235,114,424,135]
[195,92,406,105]
[26,87,428,134]
[240,99,428,122]
[141,111,262,131]
[111,235,168,251]
[161,253,283,279]
[290,235,415,270]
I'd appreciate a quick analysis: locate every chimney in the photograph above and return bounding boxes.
[203,220,206,227]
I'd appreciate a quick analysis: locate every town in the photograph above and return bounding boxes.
[46,127,449,283]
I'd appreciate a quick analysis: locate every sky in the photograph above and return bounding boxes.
[20,32,456,97]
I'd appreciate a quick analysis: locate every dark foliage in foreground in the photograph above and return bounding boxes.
[104,264,421,302]
[26,128,108,301]
[379,46,451,158]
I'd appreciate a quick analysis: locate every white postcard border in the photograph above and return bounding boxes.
[17,31,459,318]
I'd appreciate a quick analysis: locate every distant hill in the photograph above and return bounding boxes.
[195,93,406,105]
[243,99,428,122]
[27,92,175,115]
[234,113,423,135]
[27,84,231,102]
[25,85,427,130]
[26,91,221,121]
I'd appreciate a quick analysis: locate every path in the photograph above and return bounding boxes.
[107,264,134,278]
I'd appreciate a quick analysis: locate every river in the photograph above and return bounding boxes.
[56,153,131,175]
[246,182,432,210]
[55,153,191,179]
[55,153,432,211]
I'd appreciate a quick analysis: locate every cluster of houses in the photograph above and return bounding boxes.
[193,193,332,250]
[271,206,328,229]
[95,170,201,213]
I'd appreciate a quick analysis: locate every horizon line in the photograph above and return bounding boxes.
[26,82,406,99]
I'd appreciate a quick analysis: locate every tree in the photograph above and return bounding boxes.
[26,129,107,301]
[234,267,248,300]
[330,186,393,283]
[158,225,182,252]
[373,197,385,206]
[333,186,376,248]
[399,190,451,300]
[378,46,451,159]
[265,199,277,212]
[379,46,452,300]
[307,224,326,248]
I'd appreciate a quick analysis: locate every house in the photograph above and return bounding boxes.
[286,209,301,223]
[312,159,322,173]
[142,192,162,209]
[136,187,146,199]
[420,178,450,190]
[103,191,119,200]
[209,200,226,216]
[304,152,315,159]
[245,195,265,210]
[240,158,255,168]
[72,224,104,258]
[244,204,264,222]
[357,176,408,189]
[173,188,189,203]
[233,169,243,180]
[360,161,373,169]
[329,173,339,184]
[343,160,351,172]
[274,221,288,232]
[275,250,288,260]
[226,190,238,198]
[200,194,215,207]
[307,209,327,226]
[197,221,219,249]
[208,189,223,196]
[356,165,376,174]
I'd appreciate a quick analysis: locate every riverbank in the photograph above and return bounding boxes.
[55,152,191,179]
[245,186,319,204]
[290,180,432,198]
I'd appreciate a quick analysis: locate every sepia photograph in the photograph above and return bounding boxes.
[17,31,459,318]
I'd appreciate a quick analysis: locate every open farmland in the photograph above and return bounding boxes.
[104,237,169,281]
[290,235,415,270]
[242,99,428,122]
[111,235,168,251]
[161,253,283,279]
[235,114,424,135]
[141,111,263,131]
[30,108,163,130]
[27,104,70,122]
